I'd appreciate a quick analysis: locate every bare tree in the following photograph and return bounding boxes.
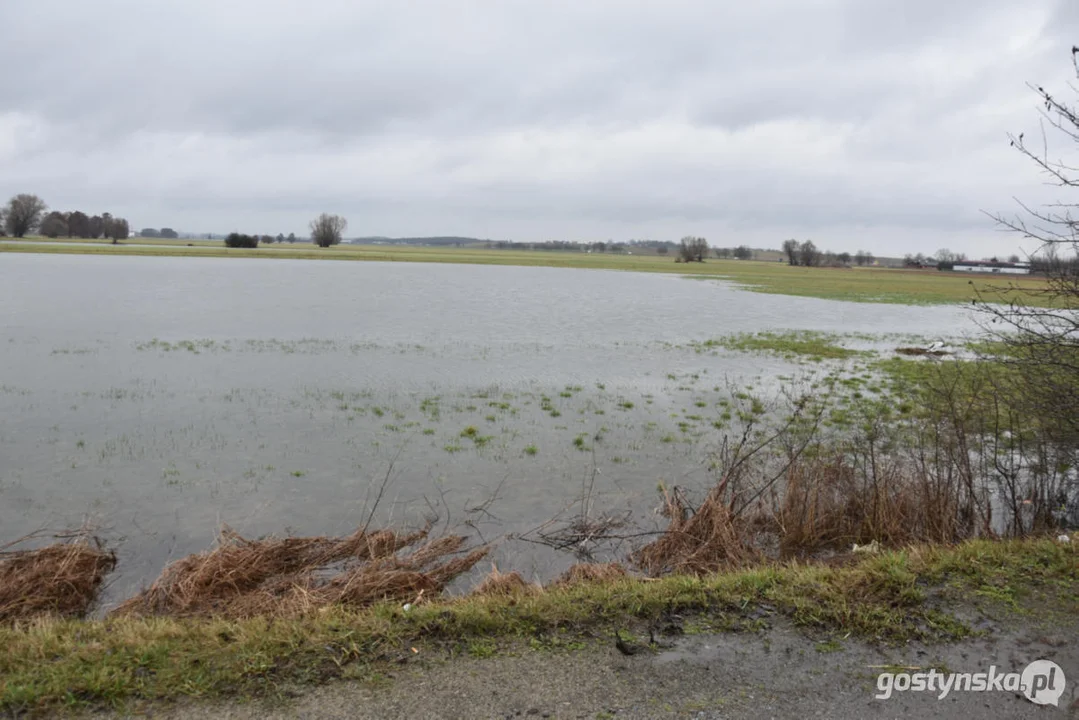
[678,236,708,262]
[310,214,347,247]
[799,240,820,267]
[983,47,1079,444]
[782,239,799,266]
[4,194,48,238]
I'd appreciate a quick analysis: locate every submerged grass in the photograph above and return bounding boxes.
[0,538,1072,713]
[700,331,868,361]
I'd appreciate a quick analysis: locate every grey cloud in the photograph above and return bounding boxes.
[0,0,1074,257]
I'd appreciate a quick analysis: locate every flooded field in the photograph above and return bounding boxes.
[0,254,979,606]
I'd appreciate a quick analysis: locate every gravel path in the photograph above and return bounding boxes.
[96,617,1077,719]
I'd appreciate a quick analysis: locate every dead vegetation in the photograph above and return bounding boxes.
[632,484,757,575]
[113,524,489,619]
[627,428,1003,576]
[0,532,116,623]
[471,565,541,597]
[770,452,981,557]
[554,562,628,586]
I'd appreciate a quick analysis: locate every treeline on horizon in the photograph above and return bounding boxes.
[1,193,130,242]
[4,192,1042,268]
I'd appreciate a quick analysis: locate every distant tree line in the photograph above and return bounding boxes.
[1028,247,1079,276]
[221,214,344,250]
[1,193,130,244]
[484,239,637,253]
[138,228,179,239]
[780,239,870,267]
[714,245,753,260]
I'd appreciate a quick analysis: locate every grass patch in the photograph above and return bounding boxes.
[0,538,1072,713]
[701,331,866,361]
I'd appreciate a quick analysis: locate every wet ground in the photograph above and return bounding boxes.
[95,614,1078,719]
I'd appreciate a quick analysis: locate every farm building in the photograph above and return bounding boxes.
[952,261,1031,275]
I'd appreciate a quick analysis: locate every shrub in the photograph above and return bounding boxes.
[224,233,259,249]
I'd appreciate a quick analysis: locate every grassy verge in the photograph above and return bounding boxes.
[0,240,1051,306]
[0,537,1074,714]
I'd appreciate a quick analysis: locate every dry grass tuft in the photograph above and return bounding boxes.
[113,524,489,619]
[0,534,116,623]
[553,562,628,586]
[632,485,757,576]
[471,565,541,597]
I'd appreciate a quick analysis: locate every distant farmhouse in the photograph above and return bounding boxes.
[952,260,1031,275]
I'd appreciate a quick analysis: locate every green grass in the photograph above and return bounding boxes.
[702,331,868,361]
[0,240,1051,306]
[0,538,1072,713]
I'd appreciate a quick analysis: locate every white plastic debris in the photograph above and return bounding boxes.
[1058,534,1071,544]
[402,603,412,612]
[853,540,881,554]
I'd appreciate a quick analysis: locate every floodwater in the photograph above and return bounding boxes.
[0,254,979,605]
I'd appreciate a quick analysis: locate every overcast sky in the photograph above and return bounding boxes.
[1,1,1076,256]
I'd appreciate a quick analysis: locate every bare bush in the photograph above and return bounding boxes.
[311,213,347,247]
[983,48,1079,447]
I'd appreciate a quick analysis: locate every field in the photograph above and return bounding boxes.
[0,236,1050,305]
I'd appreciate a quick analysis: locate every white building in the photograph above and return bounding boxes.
[953,261,1031,275]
